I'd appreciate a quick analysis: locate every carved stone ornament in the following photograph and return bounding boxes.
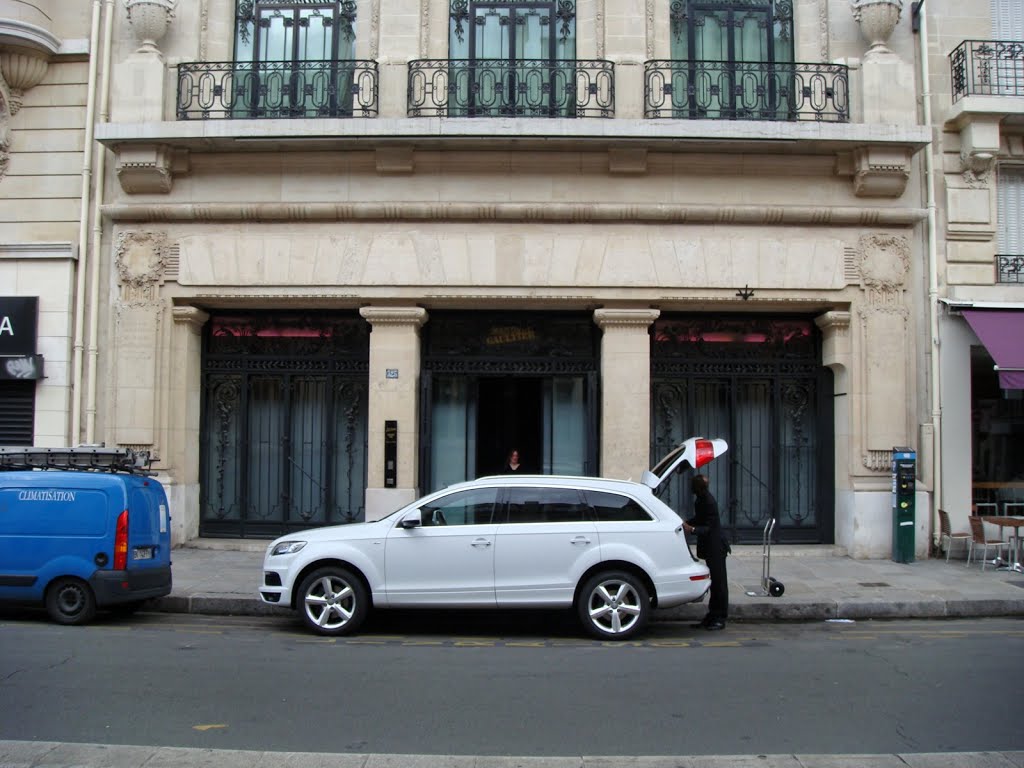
[0,50,49,115]
[115,144,188,194]
[850,146,911,198]
[0,76,10,180]
[858,233,909,289]
[850,0,903,55]
[125,0,176,54]
[116,230,168,291]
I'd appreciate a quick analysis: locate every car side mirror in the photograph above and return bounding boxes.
[400,510,423,529]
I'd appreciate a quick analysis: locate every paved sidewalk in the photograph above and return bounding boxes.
[157,540,1024,622]
[2,741,1023,768]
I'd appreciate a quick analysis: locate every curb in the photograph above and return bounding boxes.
[151,594,1024,622]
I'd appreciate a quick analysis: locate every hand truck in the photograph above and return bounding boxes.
[745,517,785,597]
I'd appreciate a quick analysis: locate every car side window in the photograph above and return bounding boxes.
[421,488,497,526]
[585,490,653,522]
[505,487,590,524]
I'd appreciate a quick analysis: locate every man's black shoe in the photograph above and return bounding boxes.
[703,621,726,631]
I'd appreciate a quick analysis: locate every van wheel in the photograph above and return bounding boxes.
[577,570,649,641]
[46,578,97,625]
[296,567,368,636]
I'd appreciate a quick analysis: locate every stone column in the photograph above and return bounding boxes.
[594,308,659,480]
[167,305,208,546]
[360,306,428,521]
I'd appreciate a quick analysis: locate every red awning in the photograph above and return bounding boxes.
[962,310,1024,389]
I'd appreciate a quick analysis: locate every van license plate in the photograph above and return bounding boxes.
[132,547,154,560]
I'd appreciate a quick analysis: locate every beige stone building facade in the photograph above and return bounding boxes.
[25,0,1024,561]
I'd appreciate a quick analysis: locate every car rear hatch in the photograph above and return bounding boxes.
[640,437,728,496]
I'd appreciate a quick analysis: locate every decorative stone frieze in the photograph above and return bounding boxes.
[115,145,189,194]
[608,148,647,175]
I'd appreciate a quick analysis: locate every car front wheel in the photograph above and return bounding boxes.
[296,567,369,636]
[577,570,650,641]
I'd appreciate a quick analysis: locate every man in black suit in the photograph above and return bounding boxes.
[682,473,729,631]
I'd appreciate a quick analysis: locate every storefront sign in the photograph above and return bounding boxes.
[0,297,39,356]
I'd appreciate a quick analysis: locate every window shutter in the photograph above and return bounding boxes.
[991,0,1023,38]
[0,381,35,445]
[998,165,1024,254]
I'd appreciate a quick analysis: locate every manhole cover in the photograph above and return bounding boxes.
[858,582,890,588]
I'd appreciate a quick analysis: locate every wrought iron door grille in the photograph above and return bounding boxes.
[200,313,369,538]
[651,316,833,545]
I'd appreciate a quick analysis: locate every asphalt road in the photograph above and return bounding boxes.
[1,609,1022,757]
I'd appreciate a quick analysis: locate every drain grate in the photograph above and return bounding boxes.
[858,582,891,588]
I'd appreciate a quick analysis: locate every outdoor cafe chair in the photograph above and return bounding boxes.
[967,515,1009,572]
[938,509,970,562]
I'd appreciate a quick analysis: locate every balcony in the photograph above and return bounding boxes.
[176,60,379,120]
[998,255,1024,284]
[951,40,1024,102]
[407,59,614,118]
[644,60,849,122]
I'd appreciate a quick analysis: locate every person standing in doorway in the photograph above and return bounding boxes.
[504,449,523,473]
[682,473,729,631]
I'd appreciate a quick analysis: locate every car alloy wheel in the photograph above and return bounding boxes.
[297,566,369,636]
[577,570,649,641]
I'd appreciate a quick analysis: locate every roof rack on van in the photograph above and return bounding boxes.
[0,446,153,474]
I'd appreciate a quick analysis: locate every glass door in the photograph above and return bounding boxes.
[450,0,576,116]
[235,1,356,117]
[671,0,792,119]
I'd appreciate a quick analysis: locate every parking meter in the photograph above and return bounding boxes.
[891,447,916,563]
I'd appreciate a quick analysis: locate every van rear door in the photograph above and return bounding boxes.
[125,478,171,571]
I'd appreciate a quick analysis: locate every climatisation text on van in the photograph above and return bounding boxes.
[16,490,76,501]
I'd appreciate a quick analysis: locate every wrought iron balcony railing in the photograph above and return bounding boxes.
[998,255,1024,283]
[951,40,1024,102]
[644,60,849,122]
[407,59,614,118]
[177,60,378,120]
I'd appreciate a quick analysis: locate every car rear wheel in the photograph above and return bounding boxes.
[577,570,649,641]
[296,567,369,636]
[45,577,97,625]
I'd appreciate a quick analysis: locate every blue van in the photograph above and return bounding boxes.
[0,447,172,624]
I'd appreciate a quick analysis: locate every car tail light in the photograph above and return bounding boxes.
[114,510,128,570]
[694,439,716,468]
[689,573,710,581]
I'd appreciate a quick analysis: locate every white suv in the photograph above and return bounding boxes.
[260,437,727,640]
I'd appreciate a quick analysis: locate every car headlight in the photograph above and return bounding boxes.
[271,541,307,556]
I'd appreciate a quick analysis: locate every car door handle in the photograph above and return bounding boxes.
[571,536,591,545]
[471,538,492,548]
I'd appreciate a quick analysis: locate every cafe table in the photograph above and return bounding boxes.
[980,516,1024,573]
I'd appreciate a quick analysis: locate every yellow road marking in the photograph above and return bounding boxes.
[193,724,228,731]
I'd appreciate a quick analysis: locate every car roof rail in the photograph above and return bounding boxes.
[0,446,155,475]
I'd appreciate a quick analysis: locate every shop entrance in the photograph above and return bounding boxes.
[420,312,599,493]
[476,377,543,475]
